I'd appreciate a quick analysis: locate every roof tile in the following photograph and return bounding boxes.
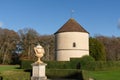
[55,18,88,34]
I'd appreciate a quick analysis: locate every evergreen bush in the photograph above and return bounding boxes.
[90,37,106,61]
[46,61,72,69]
[20,59,34,69]
[46,69,83,80]
[20,57,120,71]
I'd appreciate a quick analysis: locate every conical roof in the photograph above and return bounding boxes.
[54,18,88,34]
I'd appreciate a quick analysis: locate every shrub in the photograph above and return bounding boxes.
[47,56,95,70]
[46,69,83,80]
[82,61,120,71]
[46,58,86,69]
[70,58,81,69]
[90,37,106,61]
[78,55,95,70]
[80,55,95,63]
[46,61,72,69]
[93,61,120,70]
[20,59,34,69]
[20,57,120,71]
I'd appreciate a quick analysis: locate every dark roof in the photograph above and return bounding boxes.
[54,18,89,34]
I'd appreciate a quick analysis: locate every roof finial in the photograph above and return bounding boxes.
[71,9,74,18]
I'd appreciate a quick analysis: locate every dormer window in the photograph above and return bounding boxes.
[73,42,76,47]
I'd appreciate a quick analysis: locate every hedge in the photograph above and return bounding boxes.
[46,61,80,69]
[20,59,34,69]
[46,61,71,69]
[20,60,80,69]
[20,58,120,71]
[91,61,120,70]
[79,61,120,70]
[46,69,83,80]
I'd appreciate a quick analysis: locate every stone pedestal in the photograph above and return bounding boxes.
[31,63,47,80]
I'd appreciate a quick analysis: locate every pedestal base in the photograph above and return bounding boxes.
[31,76,47,80]
[31,63,47,80]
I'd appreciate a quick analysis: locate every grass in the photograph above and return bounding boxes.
[0,65,19,72]
[0,65,30,80]
[83,70,120,80]
[0,70,30,80]
[1,65,120,80]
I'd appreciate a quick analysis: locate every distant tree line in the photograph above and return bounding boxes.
[0,28,55,64]
[0,27,120,64]
[96,36,120,61]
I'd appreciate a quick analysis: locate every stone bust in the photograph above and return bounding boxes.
[34,44,45,64]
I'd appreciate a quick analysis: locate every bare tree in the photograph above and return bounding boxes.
[96,36,120,61]
[38,35,55,61]
[0,28,19,64]
[18,28,39,60]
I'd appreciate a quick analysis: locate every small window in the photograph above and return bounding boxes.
[73,42,76,47]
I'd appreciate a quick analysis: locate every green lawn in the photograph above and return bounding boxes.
[0,65,19,72]
[0,65,30,80]
[83,70,120,80]
[1,65,120,80]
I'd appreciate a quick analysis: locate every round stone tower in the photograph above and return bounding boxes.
[54,18,89,61]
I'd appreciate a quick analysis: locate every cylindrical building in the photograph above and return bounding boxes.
[54,18,89,61]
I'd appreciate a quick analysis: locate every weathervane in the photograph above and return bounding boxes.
[71,9,74,18]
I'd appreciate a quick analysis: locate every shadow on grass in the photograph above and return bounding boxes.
[24,69,32,76]
[15,66,21,69]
